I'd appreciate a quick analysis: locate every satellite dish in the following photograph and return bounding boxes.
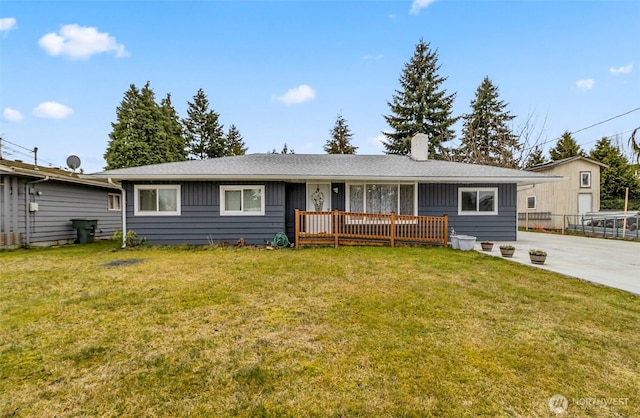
[66,155,81,172]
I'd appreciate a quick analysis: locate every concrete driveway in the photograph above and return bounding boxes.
[475,231,640,295]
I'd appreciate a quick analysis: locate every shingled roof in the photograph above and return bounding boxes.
[94,154,562,185]
[0,159,119,189]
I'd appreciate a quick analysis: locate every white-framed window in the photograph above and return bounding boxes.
[220,185,265,216]
[346,183,416,215]
[108,193,122,211]
[527,195,536,210]
[580,171,591,188]
[458,187,498,215]
[134,185,181,216]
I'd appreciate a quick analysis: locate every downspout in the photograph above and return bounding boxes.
[25,176,50,245]
[108,178,127,249]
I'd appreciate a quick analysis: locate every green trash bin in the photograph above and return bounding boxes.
[70,219,98,244]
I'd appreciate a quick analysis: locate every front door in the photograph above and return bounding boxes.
[578,193,592,220]
[306,183,332,233]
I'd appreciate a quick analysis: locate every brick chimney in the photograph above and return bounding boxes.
[410,133,429,161]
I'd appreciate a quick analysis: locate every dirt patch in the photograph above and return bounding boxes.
[101,259,145,268]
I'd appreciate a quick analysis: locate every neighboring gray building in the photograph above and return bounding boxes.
[0,159,122,247]
[95,135,561,245]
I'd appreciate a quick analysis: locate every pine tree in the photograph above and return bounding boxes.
[225,124,247,156]
[182,88,225,159]
[457,77,519,168]
[324,114,357,154]
[104,82,187,169]
[159,93,188,162]
[590,137,640,201]
[549,131,584,161]
[272,144,294,154]
[382,39,458,158]
[524,145,547,168]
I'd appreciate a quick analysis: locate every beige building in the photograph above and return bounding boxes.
[517,156,607,230]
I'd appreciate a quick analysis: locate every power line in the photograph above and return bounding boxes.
[521,106,640,154]
[0,137,63,168]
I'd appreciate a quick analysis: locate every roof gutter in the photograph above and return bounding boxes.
[25,176,50,246]
[108,178,127,249]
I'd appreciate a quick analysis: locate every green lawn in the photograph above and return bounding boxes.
[1,242,638,417]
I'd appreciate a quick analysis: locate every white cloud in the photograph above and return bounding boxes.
[370,134,386,148]
[410,0,436,15]
[272,84,316,105]
[3,108,23,122]
[38,24,128,59]
[33,102,74,119]
[576,78,595,91]
[0,17,17,32]
[363,54,384,61]
[610,64,633,75]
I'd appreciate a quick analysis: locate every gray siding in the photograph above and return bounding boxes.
[1,175,121,246]
[285,183,306,243]
[419,183,517,241]
[125,181,286,245]
[26,181,121,244]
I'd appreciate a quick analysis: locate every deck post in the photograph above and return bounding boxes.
[443,215,448,247]
[294,209,300,249]
[333,210,339,248]
[390,212,396,247]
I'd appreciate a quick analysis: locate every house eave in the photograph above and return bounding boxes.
[92,173,564,185]
[1,165,121,190]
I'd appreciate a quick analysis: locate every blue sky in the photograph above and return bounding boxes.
[0,0,638,173]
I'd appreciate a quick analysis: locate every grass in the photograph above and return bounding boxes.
[1,241,639,417]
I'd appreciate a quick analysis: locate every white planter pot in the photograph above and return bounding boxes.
[457,235,477,251]
[450,235,460,249]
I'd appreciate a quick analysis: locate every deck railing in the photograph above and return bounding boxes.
[294,210,448,248]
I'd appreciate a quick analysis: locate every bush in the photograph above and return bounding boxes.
[111,229,147,247]
[601,199,640,211]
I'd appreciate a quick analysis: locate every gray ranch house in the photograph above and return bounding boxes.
[95,135,561,246]
[1,159,122,247]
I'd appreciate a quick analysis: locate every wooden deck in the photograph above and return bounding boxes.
[294,210,448,248]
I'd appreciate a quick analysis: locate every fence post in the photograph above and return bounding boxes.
[333,210,339,248]
[390,212,396,247]
[443,215,449,247]
[294,209,300,249]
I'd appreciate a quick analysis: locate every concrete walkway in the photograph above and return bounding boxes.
[475,231,640,295]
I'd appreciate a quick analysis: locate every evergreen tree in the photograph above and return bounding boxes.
[524,145,547,168]
[590,137,640,200]
[225,124,247,156]
[382,39,458,158]
[104,82,187,169]
[159,93,188,162]
[324,114,357,154]
[549,131,584,161]
[457,77,519,168]
[272,143,295,154]
[182,88,225,159]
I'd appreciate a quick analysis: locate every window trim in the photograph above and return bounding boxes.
[345,182,418,215]
[458,187,498,216]
[580,171,591,188]
[134,185,181,216]
[220,185,266,216]
[527,195,536,210]
[108,193,122,211]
